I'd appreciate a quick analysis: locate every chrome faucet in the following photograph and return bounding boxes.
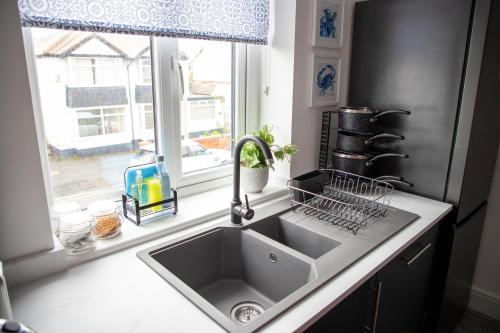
[231,135,274,225]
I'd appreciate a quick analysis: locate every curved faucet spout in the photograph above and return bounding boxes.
[231,135,274,225]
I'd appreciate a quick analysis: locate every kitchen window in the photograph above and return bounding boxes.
[25,28,245,209]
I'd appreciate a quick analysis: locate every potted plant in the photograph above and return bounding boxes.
[240,125,298,193]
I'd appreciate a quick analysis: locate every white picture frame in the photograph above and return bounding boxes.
[309,53,341,107]
[312,0,344,49]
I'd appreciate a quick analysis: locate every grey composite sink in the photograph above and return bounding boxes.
[249,216,342,259]
[149,228,316,320]
[138,198,419,332]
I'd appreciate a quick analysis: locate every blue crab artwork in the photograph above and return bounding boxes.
[316,64,336,96]
[320,8,337,38]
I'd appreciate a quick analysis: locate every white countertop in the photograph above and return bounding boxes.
[9,191,452,333]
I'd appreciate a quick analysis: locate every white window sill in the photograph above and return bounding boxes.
[64,179,289,267]
[4,177,289,287]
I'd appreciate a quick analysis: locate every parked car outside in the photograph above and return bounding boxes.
[130,140,231,174]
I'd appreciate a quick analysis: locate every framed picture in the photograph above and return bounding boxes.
[309,53,341,107]
[312,0,344,48]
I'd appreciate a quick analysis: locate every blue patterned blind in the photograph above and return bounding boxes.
[17,0,269,44]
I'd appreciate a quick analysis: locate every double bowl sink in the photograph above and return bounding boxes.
[138,198,418,332]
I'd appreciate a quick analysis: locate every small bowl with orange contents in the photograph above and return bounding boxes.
[87,200,122,239]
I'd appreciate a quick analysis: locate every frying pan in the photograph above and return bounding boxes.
[332,150,409,176]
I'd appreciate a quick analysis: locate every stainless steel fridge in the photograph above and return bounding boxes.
[348,0,500,331]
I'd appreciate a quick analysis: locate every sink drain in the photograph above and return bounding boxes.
[230,302,264,324]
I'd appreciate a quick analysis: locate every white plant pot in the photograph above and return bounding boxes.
[241,166,270,193]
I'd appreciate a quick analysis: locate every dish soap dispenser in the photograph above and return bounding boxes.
[155,155,171,207]
[132,170,148,206]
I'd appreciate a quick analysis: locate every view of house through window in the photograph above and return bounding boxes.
[30,29,236,207]
[178,39,233,174]
[31,28,156,207]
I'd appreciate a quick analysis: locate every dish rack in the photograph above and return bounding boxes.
[288,169,394,235]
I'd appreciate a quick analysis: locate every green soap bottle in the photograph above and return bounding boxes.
[131,170,148,206]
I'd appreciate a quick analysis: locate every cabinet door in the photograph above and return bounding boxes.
[306,277,375,333]
[375,225,439,333]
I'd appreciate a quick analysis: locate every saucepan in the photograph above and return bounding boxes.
[332,150,409,176]
[336,130,404,154]
[337,107,411,132]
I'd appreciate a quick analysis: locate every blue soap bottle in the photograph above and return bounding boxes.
[155,155,171,207]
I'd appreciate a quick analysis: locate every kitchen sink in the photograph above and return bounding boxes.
[138,198,419,332]
[148,227,316,321]
[249,216,342,259]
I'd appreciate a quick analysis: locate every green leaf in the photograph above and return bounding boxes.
[238,124,298,169]
[273,149,285,161]
[283,144,298,155]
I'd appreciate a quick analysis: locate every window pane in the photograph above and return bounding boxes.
[73,58,93,66]
[103,107,125,115]
[77,109,101,117]
[140,58,152,84]
[103,115,126,134]
[142,67,152,84]
[144,112,154,130]
[78,117,102,137]
[31,28,156,208]
[69,58,94,86]
[178,39,233,175]
[96,60,122,85]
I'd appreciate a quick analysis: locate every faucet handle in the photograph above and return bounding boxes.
[239,194,254,220]
[245,194,250,208]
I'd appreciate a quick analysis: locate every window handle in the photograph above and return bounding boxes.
[176,60,184,96]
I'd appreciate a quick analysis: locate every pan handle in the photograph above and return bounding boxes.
[367,153,409,165]
[375,175,413,187]
[375,175,403,181]
[370,110,411,122]
[385,179,414,187]
[365,133,404,144]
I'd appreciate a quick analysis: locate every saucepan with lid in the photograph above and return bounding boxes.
[332,150,409,176]
[336,130,404,154]
[337,107,410,132]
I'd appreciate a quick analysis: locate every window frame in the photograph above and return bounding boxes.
[152,37,247,189]
[23,28,250,207]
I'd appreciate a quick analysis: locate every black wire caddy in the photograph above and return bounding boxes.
[121,163,178,226]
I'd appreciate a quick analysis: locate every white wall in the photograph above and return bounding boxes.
[290,0,354,177]
[0,0,54,260]
[469,144,500,321]
[259,0,354,179]
[259,0,297,179]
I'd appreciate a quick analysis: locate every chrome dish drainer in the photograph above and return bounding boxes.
[288,169,394,235]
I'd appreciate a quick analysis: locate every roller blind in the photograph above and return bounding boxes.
[17,0,269,44]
